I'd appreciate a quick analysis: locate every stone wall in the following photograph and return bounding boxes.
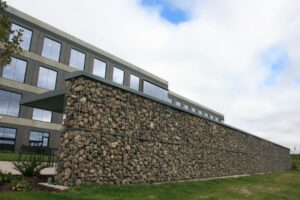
[57,76,291,186]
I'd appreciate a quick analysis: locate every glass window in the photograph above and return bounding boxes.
[210,115,214,119]
[69,49,85,70]
[143,81,169,102]
[191,107,196,112]
[10,23,32,51]
[2,57,27,83]
[130,74,140,90]
[204,113,208,117]
[32,108,52,122]
[112,67,124,84]
[92,58,106,78]
[0,127,16,146]
[215,117,219,121]
[183,104,189,110]
[42,37,61,61]
[175,101,181,107]
[0,90,21,117]
[29,131,49,147]
[37,67,57,90]
[198,110,203,115]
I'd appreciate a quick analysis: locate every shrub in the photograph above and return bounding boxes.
[13,160,49,177]
[0,170,12,183]
[291,161,298,171]
[10,178,31,191]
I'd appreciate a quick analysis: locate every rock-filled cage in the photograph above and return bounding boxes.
[56,73,291,186]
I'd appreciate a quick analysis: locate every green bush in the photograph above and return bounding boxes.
[10,178,31,191]
[13,160,49,177]
[0,170,12,183]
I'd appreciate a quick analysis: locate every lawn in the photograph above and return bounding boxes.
[0,154,299,200]
[0,170,299,200]
[0,152,56,162]
[0,152,20,161]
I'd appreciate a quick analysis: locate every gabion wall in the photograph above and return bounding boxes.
[57,76,291,186]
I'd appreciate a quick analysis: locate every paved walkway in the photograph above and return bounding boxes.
[0,161,56,175]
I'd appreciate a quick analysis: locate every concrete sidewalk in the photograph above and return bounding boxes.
[0,161,56,175]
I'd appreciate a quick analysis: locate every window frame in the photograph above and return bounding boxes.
[41,36,62,62]
[37,66,58,90]
[69,48,86,70]
[112,66,125,85]
[32,108,52,123]
[2,57,27,83]
[9,23,33,51]
[92,58,107,78]
[0,126,17,151]
[0,89,22,117]
[129,73,140,91]
[29,131,50,147]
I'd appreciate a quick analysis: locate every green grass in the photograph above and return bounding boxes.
[0,152,19,161]
[0,152,56,162]
[0,171,300,200]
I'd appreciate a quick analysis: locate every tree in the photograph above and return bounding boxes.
[0,0,22,65]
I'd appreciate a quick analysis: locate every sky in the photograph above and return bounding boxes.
[6,0,300,153]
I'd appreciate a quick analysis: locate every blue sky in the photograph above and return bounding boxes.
[140,0,189,24]
[261,46,289,86]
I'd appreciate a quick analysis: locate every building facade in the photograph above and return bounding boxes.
[0,6,224,152]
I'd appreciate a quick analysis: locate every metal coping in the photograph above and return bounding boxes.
[63,71,289,150]
[169,91,224,118]
[5,6,168,87]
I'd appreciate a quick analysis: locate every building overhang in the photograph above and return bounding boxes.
[20,89,66,113]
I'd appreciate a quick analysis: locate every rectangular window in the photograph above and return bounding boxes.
[130,74,140,90]
[183,104,189,110]
[0,90,21,117]
[37,67,57,90]
[191,107,196,112]
[143,81,169,102]
[112,67,124,85]
[215,117,219,121]
[0,127,16,151]
[32,108,52,122]
[69,49,85,70]
[92,58,106,78]
[198,110,203,115]
[210,115,214,119]
[204,113,208,117]
[10,23,32,51]
[175,101,181,107]
[29,131,49,147]
[42,37,61,61]
[2,57,27,83]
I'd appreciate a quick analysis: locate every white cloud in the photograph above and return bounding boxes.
[6,0,300,152]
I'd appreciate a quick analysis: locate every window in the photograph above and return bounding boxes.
[143,81,169,102]
[198,110,203,115]
[0,90,21,117]
[32,108,52,122]
[10,23,32,50]
[0,127,16,143]
[204,113,208,117]
[29,131,49,147]
[210,115,214,119]
[2,57,27,83]
[92,58,106,78]
[191,107,196,112]
[69,49,85,70]
[112,67,124,84]
[215,117,219,121]
[175,101,181,107]
[42,37,61,61]
[37,67,57,90]
[130,74,139,90]
[62,113,66,125]
[183,104,189,110]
